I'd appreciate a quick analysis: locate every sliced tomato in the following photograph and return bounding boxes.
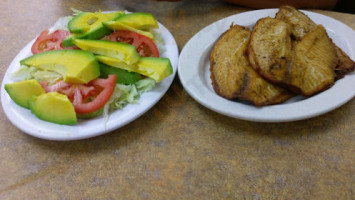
[41,75,117,114]
[31,29,74,54]
[103,30,159,57]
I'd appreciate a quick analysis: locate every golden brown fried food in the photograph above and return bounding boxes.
[275,5,355,80]
[275,5,316,40]
[210,24,292,106]
[334,45,355,80]
[248,17,292,84]
[248,15,338,96]
[289,25,337,96]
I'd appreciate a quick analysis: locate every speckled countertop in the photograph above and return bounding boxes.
[0,0,354,199]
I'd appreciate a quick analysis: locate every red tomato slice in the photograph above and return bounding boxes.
[31,29,73,54]
[103,30,160,57]
[41,75,117,114]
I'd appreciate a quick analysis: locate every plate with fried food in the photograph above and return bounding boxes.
[178,6,355,122]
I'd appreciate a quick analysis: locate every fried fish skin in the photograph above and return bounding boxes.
[249,18,337,96]
[210,25,249,99]
[210,25,292,106]
[275,5,355,80]
[275,5,317,40]
[248,17,293,84]
[334,45,355,80]
[289,25,337,96]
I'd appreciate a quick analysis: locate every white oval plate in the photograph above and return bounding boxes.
[178,9,355,122]
[1,21,179,140]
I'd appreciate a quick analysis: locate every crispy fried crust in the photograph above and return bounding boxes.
[210,6,353,106]
[210,25,293,106]
[210,25,250,99]
[248,17,292,84]
[290,25,337,96]
[334,46,355,80]
[249,15,338,96]
[275,5,316,40]
[275,5,355,80]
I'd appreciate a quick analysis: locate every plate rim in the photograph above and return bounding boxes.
[178,8,355,123]
[1,20,179,141]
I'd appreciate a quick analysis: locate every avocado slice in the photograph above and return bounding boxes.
[99,63,143,84]
[28,92,77,125]
[73,39,140,65]
[114,12,159,30]
[63,11,124,47]
[4,79,45,108]
[97,55,173,82]
[20,50,100,84]
[103,21,155,40]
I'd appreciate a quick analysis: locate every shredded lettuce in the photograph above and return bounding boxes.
[110,78,155,109]
[11,66,39,82]
[135,78,156,94]
[11,66,62,84]
[103,78,156,121]
[31,70,62,84]
[49,17,71,33]
[152,29,166,55]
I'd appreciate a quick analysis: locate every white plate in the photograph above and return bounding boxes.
[178,9,355,123]
[1,21,179,141]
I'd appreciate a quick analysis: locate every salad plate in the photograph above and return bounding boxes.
[1,17,179,140]
[178,9,355,122]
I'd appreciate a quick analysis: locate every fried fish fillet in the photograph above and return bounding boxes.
[275,5,355,80]
[249,16,338,96]
[334,45,355,80]
[248,17,292,84]
[275,5,316,40]
[210,25,292,106]
[290,25,337,95]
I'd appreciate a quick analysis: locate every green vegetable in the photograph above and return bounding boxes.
[4,79,45,108]
[99,63,143,84]
[97,55,173,82]
[102,78,155,121]
[20,49,100,84]
[73,39,140,65]
[28,92,77,125]
[63,11,124,47]
[113,12,159,30]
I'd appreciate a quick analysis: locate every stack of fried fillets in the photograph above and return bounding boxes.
[210,6,355,106]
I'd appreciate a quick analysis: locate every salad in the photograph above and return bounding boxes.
[4,10,173,125]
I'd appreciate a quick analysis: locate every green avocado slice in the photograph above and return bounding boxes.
[28,92,77,125]
[97,55,173,82]
[63,11,124,47]
[103,21,155,40]
[99,63,143,84]
[73,39,140,65]
[113,12,159,31]
[20,50,100,84]
[4,79,45,108]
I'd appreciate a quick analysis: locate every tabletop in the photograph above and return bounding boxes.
[0,0,354,199]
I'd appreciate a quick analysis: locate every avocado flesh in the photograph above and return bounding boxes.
[73,39,140,65]
[20,50,100,84]
[4,79,45,108]
[28,92,77,125]
[103,21,155,40]
[97,55,173,82]
[63,11,124,47]
[114,12,159,30]
[99,63,143,84]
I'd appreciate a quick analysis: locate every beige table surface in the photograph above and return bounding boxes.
[0,0,354,199]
